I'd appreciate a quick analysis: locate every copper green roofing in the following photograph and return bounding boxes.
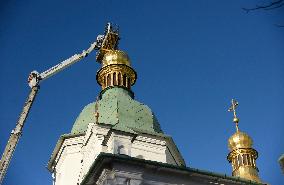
[71,87,163,135]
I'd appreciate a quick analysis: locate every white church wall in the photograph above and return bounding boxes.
[54,136,84,185]
[56,152,82,185]
[131,136,167,163]
[80,123,110,182]
[51,123,184,185]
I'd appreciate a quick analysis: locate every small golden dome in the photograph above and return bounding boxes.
[102,50,131,67]
[228,131,253,151]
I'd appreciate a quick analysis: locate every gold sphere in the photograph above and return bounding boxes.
[228,131,253,151]
[233,117,239,123]
[102,50,131,67]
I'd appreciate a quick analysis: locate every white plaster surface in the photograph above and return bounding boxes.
[51,123,184,185]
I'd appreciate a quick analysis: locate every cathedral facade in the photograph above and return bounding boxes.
[47,28,265,185]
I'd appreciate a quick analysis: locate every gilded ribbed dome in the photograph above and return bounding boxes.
[228,131,253,151]
[102,50,131,67]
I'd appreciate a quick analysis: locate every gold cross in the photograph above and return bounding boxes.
[228,99,240,131]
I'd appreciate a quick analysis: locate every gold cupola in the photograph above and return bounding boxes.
[227,99,262,183]
[96,50,137,90]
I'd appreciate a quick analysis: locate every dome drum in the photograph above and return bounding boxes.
[97,64,136,90]
[227,148,258,170]
[96,50,137,90]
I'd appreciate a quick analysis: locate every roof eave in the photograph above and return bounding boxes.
[81,153,266,185]
[47,133,85,172]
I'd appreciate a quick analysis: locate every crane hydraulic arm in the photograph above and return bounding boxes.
[0,23,119,184]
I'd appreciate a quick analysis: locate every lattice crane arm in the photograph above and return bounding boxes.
[0,22,119,184]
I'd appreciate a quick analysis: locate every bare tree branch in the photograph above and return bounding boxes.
[242,0,284,12]
[242,1,284,27]
[264,2,284,10]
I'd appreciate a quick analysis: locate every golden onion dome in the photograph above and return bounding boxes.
[228,131,253,151]
[102,50,131,67]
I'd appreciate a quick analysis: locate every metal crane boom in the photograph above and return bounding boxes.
[0,23,119,184]
[39,38,102,81]
[0,86,39,184]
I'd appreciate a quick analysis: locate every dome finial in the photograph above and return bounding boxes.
[228,99,240,132]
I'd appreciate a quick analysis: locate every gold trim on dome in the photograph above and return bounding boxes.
[97,65,136,84]
[227,148,258,163]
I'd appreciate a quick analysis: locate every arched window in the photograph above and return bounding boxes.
[118,73,122,86]
[117,145,126,155]
[113,72,117,85]
[248,155,251,165]
[104,76,107,88]
[127,77,131,88]
[123,74,127,86]
[107,74,111,86]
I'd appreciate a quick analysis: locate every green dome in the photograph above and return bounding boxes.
[71,87,163,135]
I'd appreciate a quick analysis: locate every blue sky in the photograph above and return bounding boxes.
[0,0,283,184]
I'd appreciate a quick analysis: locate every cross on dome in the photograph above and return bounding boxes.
[228,99,240,131]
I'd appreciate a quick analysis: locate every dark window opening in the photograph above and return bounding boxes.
[118,73,122,86]
[127,77,131,88]
[107,74,111,86]
[123,74,127,86]
[117,145,126,155]
[104,76,107,87]
[113,72,117,85]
